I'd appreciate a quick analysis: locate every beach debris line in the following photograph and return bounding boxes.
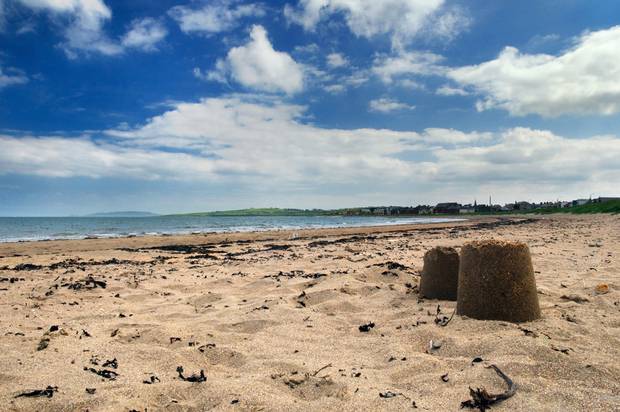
[176,366,206,382]
[460,365,517,411]
[15,386,58,398]
[358,322,375,332]
[11,263,43,271]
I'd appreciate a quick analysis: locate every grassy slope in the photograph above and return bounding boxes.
[525,200,620,214]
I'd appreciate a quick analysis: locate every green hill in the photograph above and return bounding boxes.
[526,200,620,215]
[174,208,339,217]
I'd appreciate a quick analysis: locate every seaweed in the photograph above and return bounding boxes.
[460,365,517,411]
[176,366,206,383]
[84,367,119,380]
[143,375,160,384]
[37,338,50,351]
[434,305,455,327]
[12,263,43,271]
[15,386,58,398]
[62,277,107,291]
[358,322,375,332]
[102,358,118,369]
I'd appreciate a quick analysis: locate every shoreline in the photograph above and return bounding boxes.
[0,215,514,258]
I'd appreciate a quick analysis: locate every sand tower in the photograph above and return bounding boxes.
[456,240,541,322]
[420,246,459,300]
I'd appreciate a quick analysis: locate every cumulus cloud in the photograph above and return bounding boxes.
[13,0,166,57]
[0,66,28,88]
[369,98,415,113]
[2,95,618,204]
[205,25,304,94]
[447,25,620,117]
[326,52,348,68]
[121,18,167,52]
[284,0,469,47]
[168,0,264,34]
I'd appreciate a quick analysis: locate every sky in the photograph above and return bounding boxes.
[0,0,619,216]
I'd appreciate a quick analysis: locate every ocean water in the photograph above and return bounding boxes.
[0,215,464,243]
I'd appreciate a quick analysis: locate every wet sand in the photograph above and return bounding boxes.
[0,214,618,411]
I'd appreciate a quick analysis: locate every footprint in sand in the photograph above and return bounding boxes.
[197,344,246,368]
[217,319,278,334]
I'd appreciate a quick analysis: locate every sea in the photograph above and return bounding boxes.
[0,215,464,243]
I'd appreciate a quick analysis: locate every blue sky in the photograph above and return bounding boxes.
[0,0,619,215]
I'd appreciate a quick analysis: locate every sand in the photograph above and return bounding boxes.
[0,214,618,411]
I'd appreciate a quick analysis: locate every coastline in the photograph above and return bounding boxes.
[0,215,467,245]
[0,215,502,258]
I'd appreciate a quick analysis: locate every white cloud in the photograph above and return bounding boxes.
[16,0,121,56]
[168,0,264,34]
[326,52,348,68]
[0,66,28,88]
[436,85,468,96]
[369,97,415,113]
[448,25,620,117]
[0,135,218,179]
[14,0,167,57]
[3,95,617,205]
[284,0,469,47]
[206,25,304,94]
[324,84,345,94]
[121,18,167,51]
[372,50,445,84]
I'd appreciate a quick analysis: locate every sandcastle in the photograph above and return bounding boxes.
[456,239,541,322]
[420,246,459,300]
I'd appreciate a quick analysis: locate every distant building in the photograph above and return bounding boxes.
[433,202,462,214]
[514,201,533,211]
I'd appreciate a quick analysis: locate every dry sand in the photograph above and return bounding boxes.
[0,214,618,411]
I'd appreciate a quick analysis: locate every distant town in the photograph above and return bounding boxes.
[174,196,620,217]
[342,196,620,216]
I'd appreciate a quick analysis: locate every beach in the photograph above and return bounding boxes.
[0,214,618,411]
